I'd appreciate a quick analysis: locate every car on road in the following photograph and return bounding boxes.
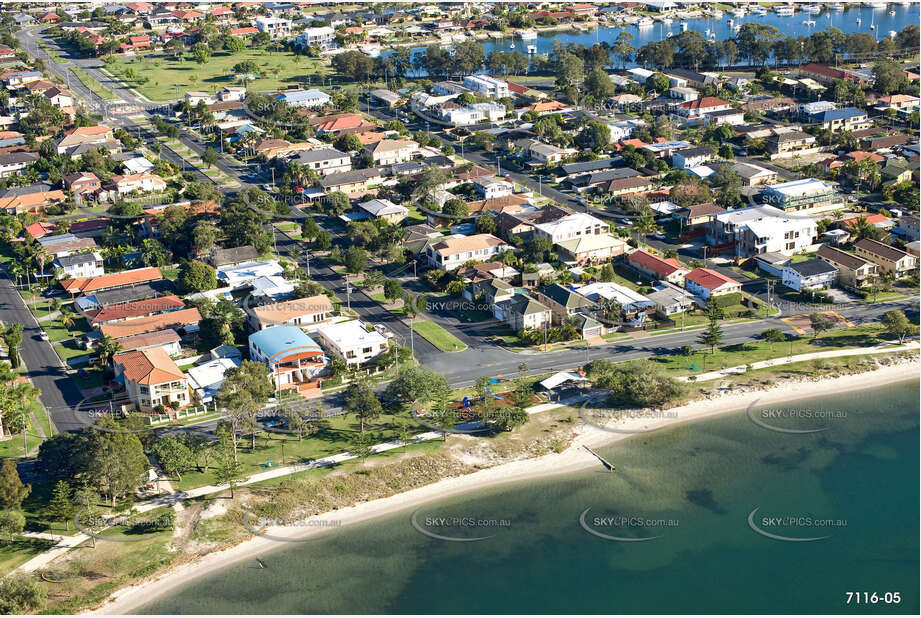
[373,323,395,338]
[38,331,49,341]
[261,184,273,192]
[43,288,65,297]
[620,218,632,226]
[651,233,667,240]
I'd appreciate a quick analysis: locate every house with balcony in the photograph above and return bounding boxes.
[53,252,104,280]
[472,176,514,199]
[462,75,509,98]
[248,326,328,392]
[810,107,870,133]
[533,283,595,326]
[781,259,838,292]
[707,205,817,258]
[426,234,511,270]
[759,178,842,214]
[247,294,334,331]
[493,294,551,332]
[287,148,351,176]
[816,245,877,290]
[766,130,818,160]
[671,146,714,170]
[315,320,388,367]
[362,139,418,165]
[853,239,917,278]
[113,348,189,413]
[255,16,291,38]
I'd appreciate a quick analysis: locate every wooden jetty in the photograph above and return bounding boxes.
[583,445,615,472]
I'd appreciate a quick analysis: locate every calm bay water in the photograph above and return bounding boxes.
[141,381,919,614]
[386,4,919,70]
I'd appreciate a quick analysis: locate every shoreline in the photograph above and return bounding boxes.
[96,361,918,614]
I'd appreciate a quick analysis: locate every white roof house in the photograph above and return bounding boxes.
[576,281,653,307]
[708,205,817,257]
[186,357,240,403]
[315,319,389,366]
[533,212,608,244]
[276,89,331,109]
[216,260,284,289]
[627,67,655,84]
[123,156,154,174]
[250,275,295,302]
[358,198,409,221]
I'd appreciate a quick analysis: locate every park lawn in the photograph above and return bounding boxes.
[650,323,886,376]
[70,66,116,100]
[0,433,43,460]
[107,49,330,102]
[412,320,467,352]
[173,410,417,492]
[0,536,54,577]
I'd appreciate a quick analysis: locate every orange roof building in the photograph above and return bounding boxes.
[61,266,163,295]
[113,348,189,413]
[100,307,202,339]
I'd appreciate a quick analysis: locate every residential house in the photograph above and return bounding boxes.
[0,189,66,214]
[816,245,877,290]
[673,97,733,125]
[766,130,818,159]
[61,266,163,295]
[247,294,334,331]
[684,268,742,300]
[753,252,791,277]
[671,146,714,170]
[674,202,726,230]
[209,245,261,268]
[781,259,838,292]
[254,16,292,38]
[276,89,331,109]
[113,329,182,357]
[556,234,627,264]
[874,94,920,112]
[294,25,335,48]
[55,125,114,154]
[533,212,607,244]
[604,176,656,197]
[533,283,594,326]
[248,326,327,391]
[647,282,695,317]
[462,75,509,98]
[318,168,383,194]
[288,148,351,176]
[186,357,241,403]
[0,152,37,178]
[466,278,515,308]
[37,233,97,258]
[898,215,920,242]
[800,63,871,88]
[732,162,778,186]
[111,173,167,196]
[472,176,514,199]
[113,348,188,413]
[577,281,657,325]
[63,172,102,197]
[707,205,817,257]
[456,261,519,284]
[525,140,570,165]
[759,178,842,214]
[363,139,418,165]
[371,88,402,108]
[627,249,690,285]
[53,252,104,280]
[315,320,389,366]
[216,260,283,289]
[853,238,917,278]
[426,234,510,270]
[358,198,408,224]
[493,294,551,332]
[810,107,870,133]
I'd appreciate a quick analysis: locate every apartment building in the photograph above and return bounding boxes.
[759,178,843,214]
[707,205,817,257]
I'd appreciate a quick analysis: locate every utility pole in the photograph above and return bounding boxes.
[410,317,415,358]
[345,275,352,312]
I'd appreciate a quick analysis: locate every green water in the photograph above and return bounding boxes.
[142,382,919,614]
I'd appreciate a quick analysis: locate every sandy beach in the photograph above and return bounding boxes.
[95,361,918,614]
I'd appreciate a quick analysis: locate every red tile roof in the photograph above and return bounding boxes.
[113,348,184,386]
[628,249,688,278]
[88,295,186,325]
[100,307,201,338]
[61,266,162,294]
[685,268,740,291]
[25,221,56,239]
[678,97,731,111]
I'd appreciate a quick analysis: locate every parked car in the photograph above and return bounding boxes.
[620,218,632,226]
[373,323,394,338]
[38,331,49,341]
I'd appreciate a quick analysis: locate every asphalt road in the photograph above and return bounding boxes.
[0,277,84,433]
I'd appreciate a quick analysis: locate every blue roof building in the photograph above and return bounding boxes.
[248,326,327,391]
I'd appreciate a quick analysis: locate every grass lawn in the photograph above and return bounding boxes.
[275,222,299,232]
[174,410,417,492]
[107,49,330,102]
[54,340,90,365]
[0,433,43,460]
[32,400,55,437]
[411,320,467,352]
[70,66,116,100]
[44,317,90,343]
[161,267,180,281]
[29,298,70,320]
[73,367,105,390]
[651,324,885,376]
[0,536,54,577]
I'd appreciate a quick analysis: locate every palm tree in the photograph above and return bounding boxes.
[96,335,122,367]
[33,246,50,280]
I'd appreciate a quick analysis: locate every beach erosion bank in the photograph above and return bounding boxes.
[97,358,919,614]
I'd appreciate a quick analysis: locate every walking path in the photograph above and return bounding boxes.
[678,341,918,383]
[13,429,441,574]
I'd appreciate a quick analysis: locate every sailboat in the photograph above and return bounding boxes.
[509,42,515,49]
